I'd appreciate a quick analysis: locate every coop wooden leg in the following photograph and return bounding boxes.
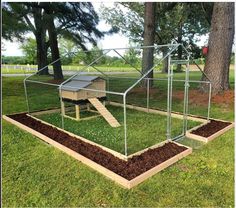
[87,103,90,111]
[61,101,65,116]
[75,105,80,120]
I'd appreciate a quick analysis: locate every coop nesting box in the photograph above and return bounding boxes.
[60,75,106,101]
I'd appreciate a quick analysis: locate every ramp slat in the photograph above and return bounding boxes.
[88,98,120,127]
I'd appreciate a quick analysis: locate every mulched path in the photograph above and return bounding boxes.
[191,120,232,137]
[8,113,187,180]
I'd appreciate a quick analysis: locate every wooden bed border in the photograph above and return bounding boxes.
[26,114,128,161]
[108,102,234,143]
[186,122,234,143]
[10,113,185,162]
[109,101,207,123]
[3,114,192,189]
[30,102,207,123]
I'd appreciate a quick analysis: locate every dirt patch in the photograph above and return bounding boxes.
[47,79,65,85]
[191,120,232,137]
[8,113,187,180]
[172,89,234,106]
[211,90,234,105]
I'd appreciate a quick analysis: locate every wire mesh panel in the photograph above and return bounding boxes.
[26,82,61,113]
[125,82,167,156]
[22,44,212,157]
[187,81,211,120]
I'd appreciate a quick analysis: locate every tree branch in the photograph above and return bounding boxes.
[23,14,36,34]
[201,3,212,26]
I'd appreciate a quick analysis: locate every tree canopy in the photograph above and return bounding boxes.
[2,2,105,79]
[101,2,213,57]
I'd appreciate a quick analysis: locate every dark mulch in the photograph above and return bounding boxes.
[191,119,232,137]
[8,113,187,180]
[47,79,65,85]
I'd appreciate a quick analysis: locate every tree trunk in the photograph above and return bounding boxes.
[44,5,64,80]
[201,2,234,94]
[33,8,49,75]
[141,2,156,87]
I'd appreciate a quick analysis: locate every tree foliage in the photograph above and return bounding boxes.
[2,2,105,79]
[20,38,37,64]
[101,2,213,57]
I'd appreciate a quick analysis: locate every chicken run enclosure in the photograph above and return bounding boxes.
[4,43,234,188]
[22,44,212,157]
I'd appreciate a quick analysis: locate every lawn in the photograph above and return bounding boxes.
[2,65,139,74]
[2,71,234,207]
[35,106,199,155]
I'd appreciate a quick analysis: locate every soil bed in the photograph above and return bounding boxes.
[191,120,232,137]
[8,113,187,180]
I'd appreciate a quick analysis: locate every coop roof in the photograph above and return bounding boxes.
[61,80,92,92]
[72,75,100,82]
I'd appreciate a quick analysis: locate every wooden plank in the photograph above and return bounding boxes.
[3,115,193,189]
[127,139,171,159]
[31,108,61,116]
[75,105,80,120]
[30,106,80,116]
[186,122,234,143]
[26,114,128,161]
[185,132,207,142]
[207,123,234,142]
[128,146,192,188]
[2,115,130,188]
[64,114,99,122]
[187,121,209,132]
[89,98,120,127]
[87,103,91,111]
[61,102,65,116]
[109,102,207,123]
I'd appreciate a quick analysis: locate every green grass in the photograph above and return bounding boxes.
[2,63,234,74]
[2,72,234,207]
[36,106,199,155]
[2,65,139,74]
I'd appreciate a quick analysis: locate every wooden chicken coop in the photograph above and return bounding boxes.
[60,75,120,127]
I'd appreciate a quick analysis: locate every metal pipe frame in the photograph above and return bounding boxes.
[59,49,112,88]
[123,95,127,156]
[113,49,143,75]
[122,44,180,155]
[147,78,150,112]
[166,55,172,140]
[23,58,61,113]
[170,59,189,64]
[23,80,30,113]
[123,44,180,96]
[108,76,211,84]
[62,44,180,57]
[181,44,212,83]
[182,55,190,135]
[207,82,212,120]
[169,61,174,139]
[23,43,213,157]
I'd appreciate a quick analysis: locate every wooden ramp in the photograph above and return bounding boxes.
[88,98,121,127]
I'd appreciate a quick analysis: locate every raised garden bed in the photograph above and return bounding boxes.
[3,113,192,189]
[34,105,200,155]
[186,119,234,143]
